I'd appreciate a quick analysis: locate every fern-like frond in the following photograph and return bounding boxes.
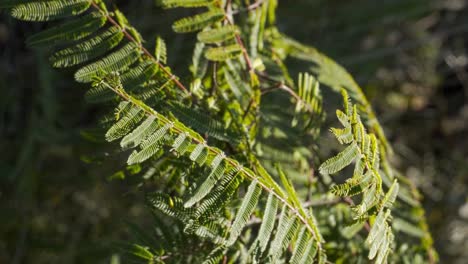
[295,72,321,112]
[172,132,190,155]
[167,102,240,144]
[85,81,117,103]
[253,192,278,253]
[172,9,224,33]
[121,60,159,88]
[184,220,226,244]
[189,143,208,166]
[120,116,159,149]
[2,1,437,261]
[148,193,194,222]
[184,153,226,207]
[50,26,124,68]
[319,143,359,175]
[92,72,325,261]
[205,44,242,61]
[366,210,393,263]
[392,218,426,238]
[191,42,209,79]
[26,12,106,46]
[331,171,372,197]
[290,226,310,264]
[197,25,238,44]
[11,0,91,21]
[268,31,393,156]
[330,126,353,144]
[154,36,167,64]
[298,239,318,264]
[127,122,173,164]
[194,169,243,219]
[226,180,262,246]
[381,180,399,209]
[202,246,225,264]
[268,206,300,261]
[224,61,251,102]
[319,90,398,263]
[106,104,145,142]
[160,0,215,8]
[75,42,141,83]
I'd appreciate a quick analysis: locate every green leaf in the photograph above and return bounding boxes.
[277,164,301,208]
[127,122,173,164]
[224,61,251,102]
[330,127,353,144]
[366,209,390,246]
[50,26,124,68]
[341,221,365,239]
[154,36,167,64]
[319,143,359,175]
[268,206,300,261]
[205,44,242,61]
[147,193,193,221]
[185,221,225,245]
[381,180,399,209]
[393,218,426,238]
[125,244,154,260]
[247,192,277,255]
[11,0,91,21]
[331,171,372,197]
[375,230,393,264]
[167,102,241,144]
[290,226,310,264]
[120,116,159,149]
[189,143,208,166]
[353,183,378,217]
[85,82,117,103]
[172,132,190,155]
[296,72,321,112]
[26,12,106,46]
[106,105,145,142]
[161,0,215,8]
[202,246,226,264]
[75,42,141,83]
[195,170,242,219]
[184,153,226,207]
[172,9,224,33]
[299,239,318,264]
[121,60,159,88]
[197,25,238,44]
[227,180,262,246]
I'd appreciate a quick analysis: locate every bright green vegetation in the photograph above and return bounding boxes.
[1,0,438,263]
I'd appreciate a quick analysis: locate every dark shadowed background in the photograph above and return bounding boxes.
[1,0,467,263]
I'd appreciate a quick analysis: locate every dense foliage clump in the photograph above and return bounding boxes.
[1,0,439,263]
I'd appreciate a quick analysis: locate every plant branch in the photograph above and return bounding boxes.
[224,1,254,72]
[99,78,324,249]
[90,1,190,95]
[257,70,319,113]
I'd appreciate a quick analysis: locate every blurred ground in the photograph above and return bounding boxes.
[1,0,468,263]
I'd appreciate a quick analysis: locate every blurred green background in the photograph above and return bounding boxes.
[1,0,468,263]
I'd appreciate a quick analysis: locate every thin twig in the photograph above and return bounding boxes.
[224,0,254,72]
